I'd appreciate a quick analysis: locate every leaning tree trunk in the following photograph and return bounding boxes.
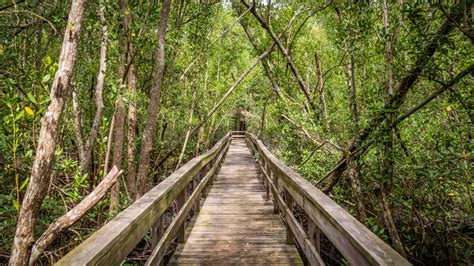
[9,0,87,264]
[136,0,172,199]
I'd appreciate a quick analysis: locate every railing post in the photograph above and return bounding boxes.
[272,170,279,214]
[308,218,321,253]
[264,160,270,200]
[177,190,186,243]
[193,172,200,213]
[151,216,163,250]
[284,190,295,245]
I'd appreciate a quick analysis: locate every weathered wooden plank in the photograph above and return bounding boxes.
[171,139,302,265]
[145,152,224,265]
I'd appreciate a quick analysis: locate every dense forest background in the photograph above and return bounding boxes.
[0,0,472,265]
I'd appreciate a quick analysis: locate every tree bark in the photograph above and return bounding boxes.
[346,154,366,223]
[119,0,138,199]
[175,84,198,170]
[28,167,123,265]
[9,0,87,264]
[108,100,126,214]
[103,113,115,178]
[376,184,407,258]
[136,0,172,199]
[314,52,328,129]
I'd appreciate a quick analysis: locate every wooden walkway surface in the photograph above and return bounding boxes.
[170,139,302,265]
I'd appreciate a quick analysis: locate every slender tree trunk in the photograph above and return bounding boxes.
[9,0,87,264]
[346,154,366,222]
[175,85,198,170]
[377,185,407,258]
[314,52,328,130]
[379,0,407,258]
[136,0,172,199]
[72,1,108,177]
[119,0,138,199]
[194,115,203,156]
[103,113,115,178]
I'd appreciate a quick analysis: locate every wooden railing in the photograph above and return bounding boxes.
[57,132,236,265]
[246,133,410,266]
[57,131,410,265]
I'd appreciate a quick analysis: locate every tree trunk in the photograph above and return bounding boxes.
[136,0,172,199]
[175,84,198,170]
[376,185,407,258]
[108,100,126,214]
[103,113,115,178]
[314,52,328,130]
[119,0,138,200]
[346,154,366,223]
[28,167,122,265]
[379,0,407,258]
[9,0,87,264]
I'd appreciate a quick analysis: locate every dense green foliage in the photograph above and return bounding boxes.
[0,0,472,264]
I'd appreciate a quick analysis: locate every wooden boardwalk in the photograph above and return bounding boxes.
[170,139,303,265]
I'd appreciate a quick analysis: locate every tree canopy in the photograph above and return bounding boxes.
[0,0,472,264]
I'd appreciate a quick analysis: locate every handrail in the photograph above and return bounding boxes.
[246,133,410,266]
[57,132,234,265]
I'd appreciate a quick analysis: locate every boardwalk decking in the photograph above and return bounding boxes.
[170,139,303,265]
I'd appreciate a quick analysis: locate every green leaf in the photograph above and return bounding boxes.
[15,110,24,121]
[42,74,51,83]
[26,92,37,104]
[13,199,19,210]
[20,177,29,191]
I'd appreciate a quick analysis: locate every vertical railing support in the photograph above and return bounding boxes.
[177,190,186,243]
[272,170,279,214]
[151,216,163,250]
[264,159,270,200]
[193,172,200,213]
[284,190,295,245]
[308,218,321,253]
